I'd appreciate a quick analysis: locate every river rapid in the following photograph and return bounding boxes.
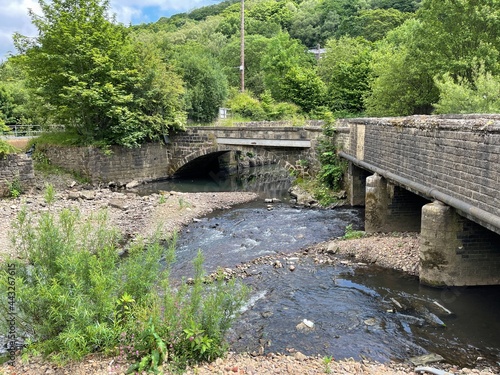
[141,166,500,370]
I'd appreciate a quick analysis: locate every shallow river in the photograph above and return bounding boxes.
[142,166,500,369]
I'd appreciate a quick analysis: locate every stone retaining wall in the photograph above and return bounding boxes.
[0,154,34,197]
[42,143,169,184]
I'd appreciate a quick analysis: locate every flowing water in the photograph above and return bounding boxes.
[140,166,500,369]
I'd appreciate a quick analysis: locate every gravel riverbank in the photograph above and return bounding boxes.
[0,176,497,375]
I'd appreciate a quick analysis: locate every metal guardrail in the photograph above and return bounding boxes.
[2,125,64,137]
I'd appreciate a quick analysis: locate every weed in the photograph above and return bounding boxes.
[323,355,334,373]
[1,207,247,371]
[178,198,192,210]
[7,177,22,198]
[159,194,167,204]
[43,183,56,205]
[342,224,365,240]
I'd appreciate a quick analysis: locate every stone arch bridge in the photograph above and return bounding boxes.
[166,123,323,177]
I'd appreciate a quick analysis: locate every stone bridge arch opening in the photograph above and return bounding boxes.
[173,150,232,178]
[170,145,302,179]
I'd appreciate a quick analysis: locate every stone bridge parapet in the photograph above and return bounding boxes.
[339,115,500,286]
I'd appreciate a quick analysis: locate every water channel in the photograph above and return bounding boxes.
[140,165,500,369]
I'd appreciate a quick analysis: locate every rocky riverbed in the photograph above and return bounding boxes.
[0,175,498,375]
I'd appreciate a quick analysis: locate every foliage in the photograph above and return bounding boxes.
[281,66,326,113]
[323,355,334,374]
[174,43,228,123]
[0,191,248,369]
[121,251,248,371]
[14,0,186,147]
[366,0,500,116]
[261,32,316,102]
[6,177,23,198]
[0,122,19,156]
[342,224,365,240]
[316,125,347,191]
[319,36,372,114]
[364,19,437,116]
[219,35,272,95]
[226,90,300,121]
[434,70,500,114]
[0,60,44,126]
[344,8,413,42]
[371,0,421,13]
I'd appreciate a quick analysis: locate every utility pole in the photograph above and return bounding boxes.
[240,0,245,92]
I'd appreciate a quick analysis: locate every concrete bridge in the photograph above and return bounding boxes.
[337,115,500,287]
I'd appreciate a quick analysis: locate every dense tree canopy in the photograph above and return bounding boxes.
[13,0,185,147]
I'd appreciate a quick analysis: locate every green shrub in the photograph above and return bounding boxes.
[317,122,347,191]
[342,224,365,240]
[434,70,500,114]
[0,187,248,370]
[226,91,266,120]
[6,177,23,198]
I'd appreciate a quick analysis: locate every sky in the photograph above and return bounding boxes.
[0,0,225,62]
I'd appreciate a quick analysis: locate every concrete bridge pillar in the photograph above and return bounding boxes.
[365,173,425,233]
[346,163,368,206]
[420,201,500,287]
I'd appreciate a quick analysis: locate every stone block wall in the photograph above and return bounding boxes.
[168,126,324,176]
[339,115,500,234]
[42,143,170,184]
[0,154,34,196]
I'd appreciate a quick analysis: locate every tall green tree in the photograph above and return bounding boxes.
[319,36,372,114]
[220,35,273,95]
[261,32,315,101]
[365,0,500,116]
[14,0,185,147]
[364,19,437,116]
[175,43,228,123]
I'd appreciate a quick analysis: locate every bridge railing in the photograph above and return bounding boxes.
[1,125,65,138]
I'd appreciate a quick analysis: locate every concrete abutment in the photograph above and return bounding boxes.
[420,201,500,287]
[365,173,427,234]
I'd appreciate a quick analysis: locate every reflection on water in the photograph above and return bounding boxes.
[139,165,293,200]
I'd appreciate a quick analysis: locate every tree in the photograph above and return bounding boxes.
[343,8,413,41]
[261,32,315,102]
[434,70,500,114]
[14,0,186,147]
[364,19,437,116]
[175,43,228,123]
[365,0,500,116]
[413,0,500,83]
[220,35,273,95]
[371,0,421,13]
[281,66,326,113]
[319,36,372,114]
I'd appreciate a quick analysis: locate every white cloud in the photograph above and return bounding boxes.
[0,0,223,61]
[0,0,41,61]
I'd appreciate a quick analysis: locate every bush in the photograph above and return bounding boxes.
[316,122,347,191]
[434,70,500,114]
[0,122,18,157]
[0,186,248,371]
